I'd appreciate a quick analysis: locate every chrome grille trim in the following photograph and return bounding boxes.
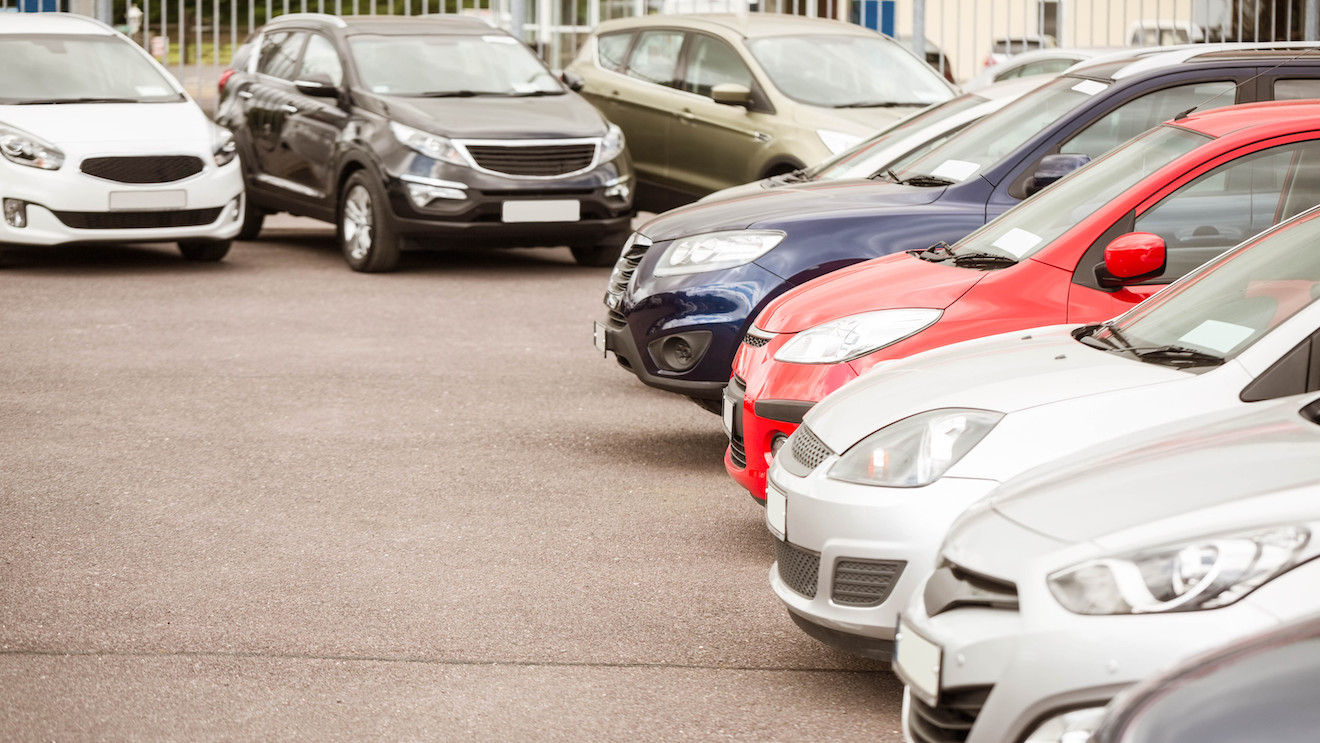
[603,233,651,328]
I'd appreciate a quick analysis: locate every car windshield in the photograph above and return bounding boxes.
[1097,208,1320,364]
[747,34,952,108]
[891,75,1106,183]
[349,33,564,96]
[808,91,989,180]
[946,125,1209,261]
[0,35,183,104]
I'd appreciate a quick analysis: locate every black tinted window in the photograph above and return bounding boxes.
[257,31,307,80]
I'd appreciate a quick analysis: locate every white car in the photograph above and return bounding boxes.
[893,390,1320,743]
[0,13,243,262]
[961,47,1120,91]
[764,203,1320,660]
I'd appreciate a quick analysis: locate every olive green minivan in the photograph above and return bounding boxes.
[564,13,955,211]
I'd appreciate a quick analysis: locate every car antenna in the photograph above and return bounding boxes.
[1174,106,1196,120]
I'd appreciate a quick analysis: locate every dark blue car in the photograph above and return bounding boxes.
[595,44,1320,412]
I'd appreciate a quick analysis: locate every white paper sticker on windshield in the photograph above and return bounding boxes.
[1178,319,1255,354]
[483,35,518,44]
[1072,79,1109,96]
[930,159,980,182]
[991,227,1043,257]
[135,85,168,96]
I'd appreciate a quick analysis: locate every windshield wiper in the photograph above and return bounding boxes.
[947,250,1018,269]
[1129,345,1226,369]
[504,90,565,97]
[873,168,902,184]
[835,101,930,108]
[901,174,956,187]
[771,168,809,184]
[14,97,145,105]
[912,242,956,262]
[413,90,483,98]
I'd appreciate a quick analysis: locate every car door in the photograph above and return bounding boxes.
[667,32,768,193]
[280,32,349,209]
[602,28,685,190]
[241,30,312,198]
[1067,136,1320,320]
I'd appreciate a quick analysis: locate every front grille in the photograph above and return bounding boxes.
[728,375,746,469]
[775,538,820,599]
[53,207,223,230]
[603,234,651,328]
[778,425,832,477]
[832,558,905,607]
[465,143,597,177]
[923,562,1019,618]
[81,155,204,184]
[743,333,770,348]
[907,686,992,743]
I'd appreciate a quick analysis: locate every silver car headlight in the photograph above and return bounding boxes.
[1048,526,1310,615]
[817,128,862,155]
[0,122,64,170]
[774,309,942,364]
[211,122,237,167]
[599,123,625,162]
[390,121,467,166]
[828,408,1003,488]
[653,230,785,277]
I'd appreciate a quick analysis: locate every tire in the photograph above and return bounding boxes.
[237,199,265,241]
[177,239,231,262]
[571,242,623,267]
[338,171,400,273]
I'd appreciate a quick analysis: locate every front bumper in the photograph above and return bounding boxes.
[895,574,1282,743]
[766,459,998,659]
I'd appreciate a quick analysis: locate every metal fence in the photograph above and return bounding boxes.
[4,0,1316,100]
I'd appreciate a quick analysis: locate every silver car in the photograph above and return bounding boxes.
[893,391,1320,743]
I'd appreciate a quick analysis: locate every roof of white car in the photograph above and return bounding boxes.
[0,11,116,35]
[1068,41,1320,81]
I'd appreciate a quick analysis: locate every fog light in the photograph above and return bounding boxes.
[3,198,27,228]
[604,178,631,202]
[648,331,713,372]
[768,433,788,460]
[228,196,242,222]
[401,175,467,207]
[1023,707,1107,743]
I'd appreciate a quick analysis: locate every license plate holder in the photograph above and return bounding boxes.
[502,200,579,223]
[765,479,787,538]
[894,618,942,707]
[109,190,187,211]
[592,321,607,357]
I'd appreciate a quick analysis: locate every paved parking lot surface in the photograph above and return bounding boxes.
[0,218,899,741]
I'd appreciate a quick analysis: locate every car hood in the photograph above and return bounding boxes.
[806,325,1186,454]
[636,178,942,241]
[755,251,987,333]
[818,105,926,132]
[376,92,606,139]
[986,395,1320,545]
[0,101,211,147]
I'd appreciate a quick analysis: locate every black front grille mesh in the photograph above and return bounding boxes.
[81,155,204,184]
[787,426,832,473]
[466,143,597,176]
[743,333,770,348]
[775,538,820,599]
[728,375,746,468]
[603,235,650,328]
[832,559,905,606]
[907,686,992,743]
[53,207,223,230]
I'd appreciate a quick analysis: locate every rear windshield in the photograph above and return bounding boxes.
[0,35,183,104]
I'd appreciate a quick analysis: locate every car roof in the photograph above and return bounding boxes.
[0,11,116,35]
[263,12,496,36]
[592,12,881,40]
[1173,99,1320,139]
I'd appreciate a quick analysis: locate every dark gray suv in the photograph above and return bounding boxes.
[216,13,634,271]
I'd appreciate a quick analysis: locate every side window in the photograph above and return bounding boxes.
[298,34,343,86]
[1061,81,1236,159]
[1274,78,1320,100]
[625,30,683,87]
[257,30,307,81]
[597,32,633,73]
[681,35,753,98]
[1136,140,1320,280]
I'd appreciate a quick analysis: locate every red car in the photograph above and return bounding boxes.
[726,99,1320,499]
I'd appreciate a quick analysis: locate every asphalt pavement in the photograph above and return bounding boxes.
[0,216,901,741]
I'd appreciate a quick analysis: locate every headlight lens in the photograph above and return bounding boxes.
[1022,707,1107,743]
[653,230,785,277]
[211,123,237,167]
[1048,526,1310,615]
[599,123,625,162]
[774,309,943,364]
[829,408,1002,487]
[0,122,64,170]
[390,121,467,166]
[817,128,862,155]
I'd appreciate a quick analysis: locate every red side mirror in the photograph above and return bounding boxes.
[1099,232,1166,287]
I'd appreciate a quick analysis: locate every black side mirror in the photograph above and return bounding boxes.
[295,74,340,98]
[561,69,585,92]
[1027,153,1091,195]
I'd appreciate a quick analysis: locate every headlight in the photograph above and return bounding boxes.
[653,230,785,277]
[1048,526,1310,615]
[817,128,862,155]
[1022,707,1107,743]
[828,408,1002,488]
[390,121,467,166]
[211,123,237,167]
[774,309,942,364]
[599,123,625,162]
[0,122,64,170]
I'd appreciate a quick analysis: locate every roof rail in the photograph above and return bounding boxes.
[269,12,348,28]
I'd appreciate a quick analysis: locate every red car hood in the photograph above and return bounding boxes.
[754,251,987,333]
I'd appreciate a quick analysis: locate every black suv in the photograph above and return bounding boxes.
[216,13,634,271]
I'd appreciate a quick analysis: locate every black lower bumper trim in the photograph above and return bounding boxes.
[786,608,895,662]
